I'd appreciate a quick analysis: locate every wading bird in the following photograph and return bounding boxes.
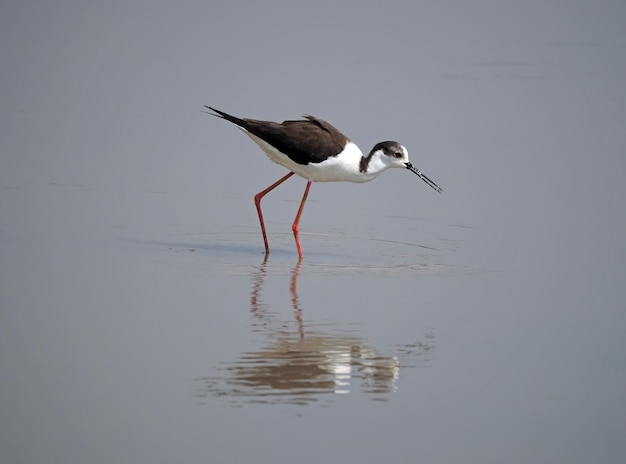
[206,106,443,258]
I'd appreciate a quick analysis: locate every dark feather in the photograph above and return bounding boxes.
[205,106,350,165]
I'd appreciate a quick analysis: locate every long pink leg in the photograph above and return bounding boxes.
[254,172,295,255]
[292,181,312,259]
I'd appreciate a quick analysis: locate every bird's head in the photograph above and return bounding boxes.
[368,141,443,192]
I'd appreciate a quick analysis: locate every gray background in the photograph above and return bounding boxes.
[2,1,625,463]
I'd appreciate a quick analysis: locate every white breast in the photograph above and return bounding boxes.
[244,133,373,183]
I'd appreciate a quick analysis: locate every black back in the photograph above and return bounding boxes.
[206,107,350,165]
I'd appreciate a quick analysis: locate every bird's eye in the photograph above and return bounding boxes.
[394,152,403,158]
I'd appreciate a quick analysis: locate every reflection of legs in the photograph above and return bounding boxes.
[290,258,304,339]
[254,172,295,255]
[250,255,269,314]
[292,181,312,259]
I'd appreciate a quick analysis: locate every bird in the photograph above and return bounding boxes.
[205,106,443,259]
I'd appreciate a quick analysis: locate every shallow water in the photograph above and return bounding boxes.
[2,2,626,463]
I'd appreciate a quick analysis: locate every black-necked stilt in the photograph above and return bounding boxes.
[206,106,443,258]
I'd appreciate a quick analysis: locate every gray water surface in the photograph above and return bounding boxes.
[2,2,626,463]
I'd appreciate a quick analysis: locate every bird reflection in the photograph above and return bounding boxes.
[195,258,434,406]
[250,257,305,339]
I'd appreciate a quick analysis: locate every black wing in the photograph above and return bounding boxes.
[206,106,350,165]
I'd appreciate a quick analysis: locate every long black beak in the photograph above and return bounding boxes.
[405,162,443,193]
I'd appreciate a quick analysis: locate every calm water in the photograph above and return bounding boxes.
[2,2,626,463]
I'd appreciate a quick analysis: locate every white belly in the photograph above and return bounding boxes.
[244,132,373,183]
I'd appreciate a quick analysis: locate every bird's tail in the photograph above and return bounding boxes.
[203,106,247,128]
